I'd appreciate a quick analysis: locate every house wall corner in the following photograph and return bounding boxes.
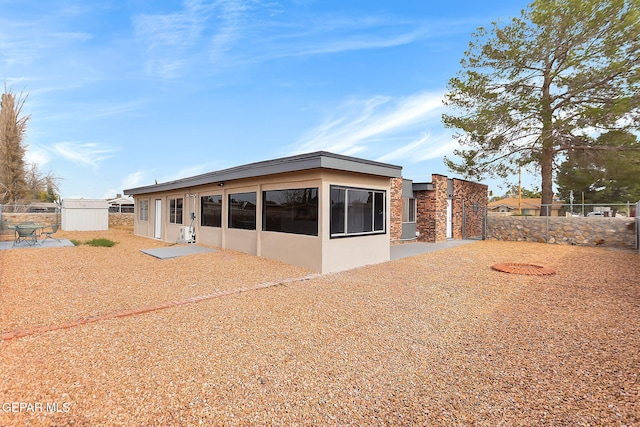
[452,179,488,239]
[389,177,403,241]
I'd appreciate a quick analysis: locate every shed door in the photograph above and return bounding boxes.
[154,199,162,239]
[446,199,452,239]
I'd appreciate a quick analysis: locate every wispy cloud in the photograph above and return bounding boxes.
[133,0,244,78]
[122,170,147,190]
[24,145,52,168]
[34,100,146,124]
[0,17,92,68]
[207,0,264,64]
[51,142,118,169]
[0,5,115,93]
[377,132,458,163]
[248,16,429,62]
[290,91,452,162]
[132,1,434,77]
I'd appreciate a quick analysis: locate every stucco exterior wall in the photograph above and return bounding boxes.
[130,169,392,273]
[260,231,322,272]
[319,171,391,273]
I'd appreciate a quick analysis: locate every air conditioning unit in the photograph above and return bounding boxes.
[179,226,195,243]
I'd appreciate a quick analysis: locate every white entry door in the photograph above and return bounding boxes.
[154,199,162,239]
[446,199,452,239]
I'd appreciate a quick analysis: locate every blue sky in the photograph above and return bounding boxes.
[1,0,534,199]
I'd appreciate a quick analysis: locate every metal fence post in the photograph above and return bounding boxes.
[483,205,488,240]
[546,205,550,243]
[636,202,640,252]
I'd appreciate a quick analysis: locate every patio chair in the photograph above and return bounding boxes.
[42,223,60,241]
[13,225,39,246]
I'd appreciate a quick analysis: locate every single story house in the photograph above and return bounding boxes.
[488,197,565,216]
[391,175,487,244]
[107,195,135,213]
[124,151,487,273]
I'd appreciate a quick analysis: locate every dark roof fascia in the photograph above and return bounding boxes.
[412,182,434,191]
[124,151,402,196]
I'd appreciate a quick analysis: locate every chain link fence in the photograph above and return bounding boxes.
[1,204,61,234]
[486,202,638,249]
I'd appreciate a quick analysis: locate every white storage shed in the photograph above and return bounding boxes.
[61,199,109,231]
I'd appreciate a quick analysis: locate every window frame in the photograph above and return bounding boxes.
[169,197,183,224]
[228,192,257,230]
[402,197,416,223]
[139,199,149,221]
[330,185,386,238]
[262,188,319,236]
[200,194,222,228]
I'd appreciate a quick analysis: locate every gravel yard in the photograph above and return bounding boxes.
[1,228,639,426]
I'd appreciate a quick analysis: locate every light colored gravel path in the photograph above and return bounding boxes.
[1,228,639,426]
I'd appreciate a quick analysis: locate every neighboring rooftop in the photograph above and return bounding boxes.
[124,151,403,196]
[488,197,565,210]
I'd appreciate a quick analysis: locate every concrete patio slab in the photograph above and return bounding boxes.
[390,239,479,260]
[0,238,75,250]
[141,245,217,259]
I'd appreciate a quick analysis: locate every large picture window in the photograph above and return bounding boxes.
[330,186,386,237]
[169,198,183,224]
[263,188,318,236]
[229,192,256,230]
[201,195,222,227]
[139,199,149,221]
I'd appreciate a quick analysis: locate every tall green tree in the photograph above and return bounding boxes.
[443,0,640,214]
[556,130,640,203]
[0,89,29,205]
[505,185,542,199]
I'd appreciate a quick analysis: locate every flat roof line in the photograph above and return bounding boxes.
[124,151,402,195]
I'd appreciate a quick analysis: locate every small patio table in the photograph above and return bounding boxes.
[12,223,46,246]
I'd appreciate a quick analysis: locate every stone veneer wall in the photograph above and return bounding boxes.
[414,189,432,242]
[415,174,450,243]
[433,175,450,242]
[1,213,59,228]
[1,212,134,229]
[452,178,488,239]
[109,213,134,228]
[389,177,403,241]
[487,215,636,249]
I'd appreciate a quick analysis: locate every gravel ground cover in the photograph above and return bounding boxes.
[1,228,639,426]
